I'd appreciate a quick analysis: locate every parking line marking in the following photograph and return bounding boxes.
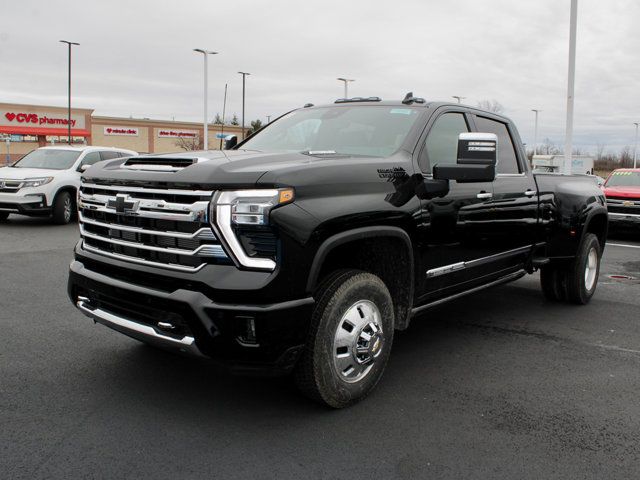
[592,343,640,355]
[606,242,640,249]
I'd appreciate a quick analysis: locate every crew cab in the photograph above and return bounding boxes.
[602,168,640,228]
[0,146,137,224]
[67,97,607,407]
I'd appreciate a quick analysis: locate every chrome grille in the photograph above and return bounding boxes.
[78,183,229,272]
[0,179,23,193]
[606,198,640,216]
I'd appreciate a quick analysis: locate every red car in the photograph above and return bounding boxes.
[603,168,640,228]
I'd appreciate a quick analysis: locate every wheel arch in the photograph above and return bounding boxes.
[583,207,608,251]
[305,226,415,330]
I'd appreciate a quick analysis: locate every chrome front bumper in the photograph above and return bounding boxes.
[76,296,204,357]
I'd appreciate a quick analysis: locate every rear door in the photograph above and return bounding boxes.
[472,114,539,270]
[414,108,503,303]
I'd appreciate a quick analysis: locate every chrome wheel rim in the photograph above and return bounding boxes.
[584,247,598,291]
[332,300,384,384]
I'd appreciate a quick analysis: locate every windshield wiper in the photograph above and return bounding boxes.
[302,150,338,156]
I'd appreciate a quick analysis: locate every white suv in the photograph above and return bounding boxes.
[0,146,137,224]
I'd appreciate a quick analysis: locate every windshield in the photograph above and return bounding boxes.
[13,149,81,170]
[240,105,422,157]
[605,171,640,187]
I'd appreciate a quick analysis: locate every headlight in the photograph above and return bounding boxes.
[22,177,53,188]
[211,188,294,270]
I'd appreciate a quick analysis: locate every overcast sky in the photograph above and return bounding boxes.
[1,0,639,153]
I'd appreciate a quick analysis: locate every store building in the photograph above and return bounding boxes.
[0,102,247,164]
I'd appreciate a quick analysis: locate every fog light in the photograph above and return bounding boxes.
[236,315,259,347]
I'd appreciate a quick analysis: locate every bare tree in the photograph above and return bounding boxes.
[175,135,204,151]
[477,99,504,114]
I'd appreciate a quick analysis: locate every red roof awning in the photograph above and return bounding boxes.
[0,126,91,136]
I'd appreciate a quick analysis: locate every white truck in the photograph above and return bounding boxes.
[532,154,595,175]
[0,146,136,224]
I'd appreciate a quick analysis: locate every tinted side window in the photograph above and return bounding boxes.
[80,151,102,166]
[474,116,520,174]
[419,113,469,172]
[100,151,120,160]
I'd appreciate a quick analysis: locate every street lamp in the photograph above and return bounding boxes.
[634,122,639,168]
[238,72,251,140]
[531,109,541,156]
[452,96,466,104]
[563,0,578,175]
[59,40,79,145]
[194,48,218,150]
[337,78,355,98]
[266,115,271,123]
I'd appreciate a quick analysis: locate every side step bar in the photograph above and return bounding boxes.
[411,270,526,317]
[76,296,203,357]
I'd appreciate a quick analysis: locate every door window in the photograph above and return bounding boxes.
[79,151,102,167]
[100,150,121,160]
[419,113,469,173]
[474,116,520,174]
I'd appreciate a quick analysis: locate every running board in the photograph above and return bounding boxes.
[411,270,526,317]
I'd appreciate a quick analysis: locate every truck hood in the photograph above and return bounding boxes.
[0,166,68,179]
[83,149,343,187]
[603,186,640,199]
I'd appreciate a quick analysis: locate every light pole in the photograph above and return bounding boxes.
[238,72,251,140]
[563,0,578,175]
[452,96,465,104]
[194,49,218,150]
[531,109,541,156]
[337,78,355,98]
[219,83,228,150]
[634,122,639,168]
[59,40,79,145]
[266,115,271,124]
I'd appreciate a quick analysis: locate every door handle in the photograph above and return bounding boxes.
[476,192,493,199]
[524,189,536,197]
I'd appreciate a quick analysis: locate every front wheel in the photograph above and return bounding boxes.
[294,270,395,408]
[51,191,74,225]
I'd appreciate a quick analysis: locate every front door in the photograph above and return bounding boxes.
[414,109,502,304]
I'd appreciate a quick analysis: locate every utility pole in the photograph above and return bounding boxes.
[452,96,465,104]
[634,122,639,168]
[193,49,218,150]
[337,78,355,98]
[238,72,251,140]
[266,115,271,124]
[59,40,79,145]
[563,0,578,175]
[531,109,541,156]
[220,83,228,150]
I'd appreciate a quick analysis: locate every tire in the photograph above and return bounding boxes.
[540,265,567,302]
[565,233,601,305]
[51,191,74,225]
[294,270,395,408]
[0,212,9,222]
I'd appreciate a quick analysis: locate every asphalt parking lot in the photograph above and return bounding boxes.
[1,216,640,480]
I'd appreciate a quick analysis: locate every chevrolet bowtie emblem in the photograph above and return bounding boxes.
[623,200,634,207]
[108,194,140,215]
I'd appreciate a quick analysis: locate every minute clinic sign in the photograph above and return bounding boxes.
[104,126,139,136]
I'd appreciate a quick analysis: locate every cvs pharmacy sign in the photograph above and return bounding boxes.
[3,111,81,128]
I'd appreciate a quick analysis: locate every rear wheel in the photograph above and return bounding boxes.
[540,233,601,305]
[0,212,9,222]
[51,191,74,225]
[294,270,394,408]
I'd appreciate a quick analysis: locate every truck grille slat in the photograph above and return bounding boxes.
[78,183,229,271]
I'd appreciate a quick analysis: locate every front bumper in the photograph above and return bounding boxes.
[608,211,640,227]
[0,192,50,215]
[68,259,315,374]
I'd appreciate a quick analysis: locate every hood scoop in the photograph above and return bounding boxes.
[121,156,201,172]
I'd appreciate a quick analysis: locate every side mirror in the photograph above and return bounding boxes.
[433,132,497,183]
[78,164,90,173]
[224,135,238,150]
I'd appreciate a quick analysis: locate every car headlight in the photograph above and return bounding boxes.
[22,177,53,188]
[211,188,294,270]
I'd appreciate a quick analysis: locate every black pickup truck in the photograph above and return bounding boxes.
[68,96,608,407]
